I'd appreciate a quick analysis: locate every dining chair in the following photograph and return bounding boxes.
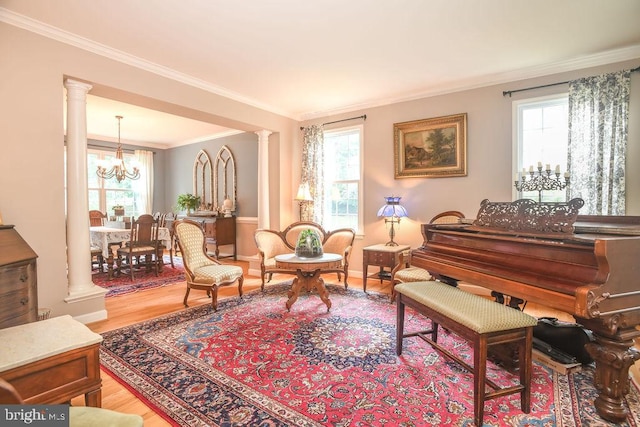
[173,219,243,310]
[163,212,178,267]
[89,210,106,226]
[116,214,160,280]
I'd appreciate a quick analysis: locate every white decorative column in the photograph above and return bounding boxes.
[255,130,272,229]
[64,79,107,301]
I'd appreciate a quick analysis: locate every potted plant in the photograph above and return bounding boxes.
[295,229,323,258]
[176,194,200,215]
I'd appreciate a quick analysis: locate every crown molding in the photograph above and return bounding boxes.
[299,45,640,121]
[0,7,295,120]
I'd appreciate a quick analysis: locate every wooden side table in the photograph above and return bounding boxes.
[362,244,410,293]
[0,315,103,406]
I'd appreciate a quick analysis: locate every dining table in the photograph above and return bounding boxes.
[90,226,172,279]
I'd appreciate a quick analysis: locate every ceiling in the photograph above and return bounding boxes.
[3,0,640,147]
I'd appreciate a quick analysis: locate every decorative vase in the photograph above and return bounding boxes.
[295,229,323,258]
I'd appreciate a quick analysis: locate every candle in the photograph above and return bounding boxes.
[564,172,570,178]
[545,163,550,171]
[529,165,533,172]
[537,161,542,168]
[555,165,560,173]
[514,173,519,181]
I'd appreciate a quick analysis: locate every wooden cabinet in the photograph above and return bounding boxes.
[185,215,237,260]
[0,225,38,328]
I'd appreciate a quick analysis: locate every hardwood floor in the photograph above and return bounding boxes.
[72,259,640,426]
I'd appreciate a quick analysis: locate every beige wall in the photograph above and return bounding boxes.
[302,59,640,274]
[1,21,638,320]
[0,23,296,320]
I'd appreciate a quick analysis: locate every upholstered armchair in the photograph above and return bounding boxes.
[174,219,244,310]
[321,228,355,288]
[390,210,465,301]
[254,228,293,290]
[0,376,144,427]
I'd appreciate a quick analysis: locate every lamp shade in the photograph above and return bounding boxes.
[377,196,408,218]
[295,182,313,201]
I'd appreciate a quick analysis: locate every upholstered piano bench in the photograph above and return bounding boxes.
[395,281,538,426]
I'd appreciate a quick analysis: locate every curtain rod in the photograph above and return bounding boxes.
[300,114,367,130]
[502,66,640,97]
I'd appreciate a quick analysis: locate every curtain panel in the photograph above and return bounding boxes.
[134,150,154,215]
[567,70,630,215]
[301,125,324,223]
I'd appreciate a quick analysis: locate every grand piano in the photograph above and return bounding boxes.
[411,198,640,423]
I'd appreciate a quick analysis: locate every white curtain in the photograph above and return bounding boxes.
[301,125,324,223]
[567,70,630,215]
[134,150,154,215]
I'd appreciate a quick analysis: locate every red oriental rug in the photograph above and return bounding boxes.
[93,256,185,297]
[100,283,640,426]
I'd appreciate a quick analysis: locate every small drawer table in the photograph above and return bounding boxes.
[362,244,410,293]
[0,315,103,406]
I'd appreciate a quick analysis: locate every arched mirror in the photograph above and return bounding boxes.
[214,145,237,215]
[193,149,213,210]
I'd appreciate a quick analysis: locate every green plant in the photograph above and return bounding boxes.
[176,193,200,212]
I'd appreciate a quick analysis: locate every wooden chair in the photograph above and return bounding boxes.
[163,212,178,267]
[0,376,144,427]
[390,210,465,301]
[116,214,160,280]
[89,210,106,226]
[174,219,244,310]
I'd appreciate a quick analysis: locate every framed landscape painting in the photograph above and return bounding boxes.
[394,113,467,178]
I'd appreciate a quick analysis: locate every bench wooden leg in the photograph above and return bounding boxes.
[474,335,488,427]
[396,297,405,355]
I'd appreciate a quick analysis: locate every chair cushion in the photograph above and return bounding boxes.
[395,267,433,282]
[193,264,243,284]
[119,245,156,254]
[69,406,143,427]
[395,281,538,333]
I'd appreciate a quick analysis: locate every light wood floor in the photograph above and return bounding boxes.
[72,260,640,426]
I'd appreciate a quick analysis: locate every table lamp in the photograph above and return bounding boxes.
[377,196,408,246]
[294,182,313,220]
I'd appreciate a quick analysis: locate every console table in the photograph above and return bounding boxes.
[184,214,237,260]
[0,315,103,406]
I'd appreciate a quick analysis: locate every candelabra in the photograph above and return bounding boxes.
[514,163,570,203]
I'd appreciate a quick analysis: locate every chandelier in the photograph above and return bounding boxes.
[96,115,140,182]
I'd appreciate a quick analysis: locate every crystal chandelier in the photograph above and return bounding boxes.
[96,115,140,182]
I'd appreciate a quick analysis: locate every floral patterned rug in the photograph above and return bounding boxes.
[100,283,640,426]
[92,256,185,297]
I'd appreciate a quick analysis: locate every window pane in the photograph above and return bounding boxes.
[322,127,362,233]
[517,96,569,203]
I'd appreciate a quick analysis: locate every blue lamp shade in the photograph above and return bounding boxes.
[377,196,408,246]
[377,196,408,218]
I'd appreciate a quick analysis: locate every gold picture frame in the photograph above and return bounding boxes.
[394,113,467,178]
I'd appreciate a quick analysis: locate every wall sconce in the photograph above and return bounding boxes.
[294,182,313,220]
[377,196,408,246]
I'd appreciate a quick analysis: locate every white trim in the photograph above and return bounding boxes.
[2,7,639,122]
[73,310,108,325]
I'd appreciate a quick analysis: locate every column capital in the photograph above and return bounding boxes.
[64,79,93,93]
[255,129,272,142]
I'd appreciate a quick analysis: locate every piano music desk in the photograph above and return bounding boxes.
[362,244,410,293]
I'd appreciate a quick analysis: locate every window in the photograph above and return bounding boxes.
[513,95,569,202]
[88,149,140,218]
[322,125,363,234]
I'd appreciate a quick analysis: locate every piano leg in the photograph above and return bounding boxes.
[585,329,640,423]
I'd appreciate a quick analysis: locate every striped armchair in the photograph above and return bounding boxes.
[174,219,244,310]
[390,210,465,301]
